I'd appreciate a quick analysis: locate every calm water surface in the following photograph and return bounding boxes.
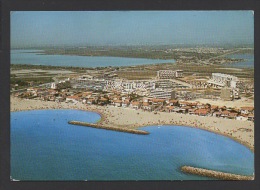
[224,53,254,68]
[11,110,254,181]
[11,50,176,67]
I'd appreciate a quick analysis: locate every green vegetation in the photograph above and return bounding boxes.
[116,63,253,80]
[10,45,254,90]
[42,47,219,60]
[11,64,94,72]
[34,46,254,62]
[117,71,156,80]
[10,76,54,89]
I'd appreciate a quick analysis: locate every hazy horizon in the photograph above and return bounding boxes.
[11,11,254,48]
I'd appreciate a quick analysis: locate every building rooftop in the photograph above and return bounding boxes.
[240,107,254,111]
[131,101,141,106]
[67,96,79,100]
[152,98,165,103]
[169,99,178,103]
[114,100,122,103]
[142,102,150,106]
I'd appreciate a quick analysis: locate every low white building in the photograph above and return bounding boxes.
[51,83,57,89]
[66,96,79,103]
[236,116,248,121]
[130,101,141,109]
[122,100,130,108]
[240,107,254,115]
[113,100,122,107]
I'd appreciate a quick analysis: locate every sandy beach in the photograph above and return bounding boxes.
[11,96,254,151]
[190,97,254,108]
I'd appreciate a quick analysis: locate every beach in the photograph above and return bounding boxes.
[190,97,254,108]
[10,96,254,151]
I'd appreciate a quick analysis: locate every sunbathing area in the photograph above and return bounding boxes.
[11,96,254,151]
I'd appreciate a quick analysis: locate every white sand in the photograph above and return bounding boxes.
[11,96,254,151]
[191,97,254,108]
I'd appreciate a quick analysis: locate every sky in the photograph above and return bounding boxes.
[11,11,254,47]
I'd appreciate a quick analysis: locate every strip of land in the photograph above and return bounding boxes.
[68,121,149,135]
[11,96,254,151]
[181,166,254,180]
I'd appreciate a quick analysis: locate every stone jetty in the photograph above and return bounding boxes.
[181,166,254,180]
[68,121,149,135]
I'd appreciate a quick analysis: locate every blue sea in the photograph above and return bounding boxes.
[11,50,176,67]
[10,110,254,181]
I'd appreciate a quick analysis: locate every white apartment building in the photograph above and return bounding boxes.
[207,73,238,88]
[175,70,184,78]
[104,80,156,92]
[157,70,183,79]
[149,88,175,99]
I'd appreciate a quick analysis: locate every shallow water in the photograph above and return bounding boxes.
[224,53,254,68]
[11,50,176,67]
[11,110,254,181]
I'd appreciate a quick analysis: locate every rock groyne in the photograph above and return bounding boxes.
[68,121,149,135]
[181,166,254,180]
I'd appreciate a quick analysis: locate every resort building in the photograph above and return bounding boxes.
[174,90,201,100]
[175,70,184,78]
[157,70,183,79]
[104,79,156,94]
[220,88,233,101]
[71,76,106,90]
[149,88,175,99]
[51,83,56,89]
[207,73,238,88]
[155,80,187,89]
[220,88,240,101]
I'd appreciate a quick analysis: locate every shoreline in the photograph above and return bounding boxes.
[138,123,254,152]
[10,96,254,152]
[11,107,254,151]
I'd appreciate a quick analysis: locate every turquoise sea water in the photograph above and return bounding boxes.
[11,50,176,67]
[11,110,254,181]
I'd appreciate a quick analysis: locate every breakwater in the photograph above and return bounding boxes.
[68,121,149,135]
[181,166,254,180]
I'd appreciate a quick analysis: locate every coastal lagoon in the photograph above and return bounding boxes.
[225,53,254,68]
[11,50,176,67]
[11,50,254,68]
[11,110,254,181]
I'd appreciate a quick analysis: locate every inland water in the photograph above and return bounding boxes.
[11,50,176,67]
